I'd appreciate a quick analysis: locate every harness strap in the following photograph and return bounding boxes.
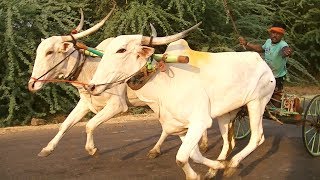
[70,34,79,50]
[126,61,158,90]
[65,50,86,81]
[95,54,166,90]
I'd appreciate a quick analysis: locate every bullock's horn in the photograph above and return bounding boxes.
[150,23,157,37]
[62,4,116,41]
[142,22,202,45]
[74,8,84,32]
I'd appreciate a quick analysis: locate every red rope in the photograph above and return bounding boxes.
[31,77,88,86]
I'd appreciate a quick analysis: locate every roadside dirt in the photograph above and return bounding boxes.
[284,85,319,95]
[0,113,157,135]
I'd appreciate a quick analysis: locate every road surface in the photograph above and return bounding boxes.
[0,113,319,180]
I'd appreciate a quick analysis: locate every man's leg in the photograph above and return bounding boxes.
[271,76,285,108]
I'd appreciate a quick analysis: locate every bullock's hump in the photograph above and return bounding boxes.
[95,37,115,50]
[166,39,191,52]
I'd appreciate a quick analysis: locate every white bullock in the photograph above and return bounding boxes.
[27,8,209,158]
[86,23,276,179]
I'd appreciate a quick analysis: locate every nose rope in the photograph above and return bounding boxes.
[32,54,153,89]
[32,49,77,81]
[30,77,88,86]
[30,49,89,86]
[31,34,82,83]
[92,71,136,88]
[92,61,151,89]
[30,60,138,88]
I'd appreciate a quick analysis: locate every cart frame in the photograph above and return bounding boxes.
[233,93,320,157]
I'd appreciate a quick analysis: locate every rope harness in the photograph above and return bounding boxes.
[88,34,162,90]
[31,35,88,87]
[31,34,178,91]
[91,55,163,91]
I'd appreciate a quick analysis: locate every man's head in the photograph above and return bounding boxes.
[268,22,286,44]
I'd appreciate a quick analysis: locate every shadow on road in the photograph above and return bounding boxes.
[239,133,283,177]
[121,136,178,160]
[77,133,164,161]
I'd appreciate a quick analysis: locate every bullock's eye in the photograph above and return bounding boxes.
[46,51,54,56]
[116,48,126,53]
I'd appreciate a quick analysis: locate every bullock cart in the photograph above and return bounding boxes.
[233,93,320,156]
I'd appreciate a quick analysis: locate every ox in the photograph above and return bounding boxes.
[28,8,208,158]
[86,23,276,179]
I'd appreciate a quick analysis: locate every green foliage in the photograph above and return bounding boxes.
[0,0,85,126]
[0,0,319,126]
[128,106,149,114]
[201,0,320,83]
[279,0,320,82]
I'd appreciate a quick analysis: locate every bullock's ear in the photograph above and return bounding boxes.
[137,46,154,59]
[59,42,74,53]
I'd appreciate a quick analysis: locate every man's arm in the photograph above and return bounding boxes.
[281,46,293,57]
[239,37,264,53]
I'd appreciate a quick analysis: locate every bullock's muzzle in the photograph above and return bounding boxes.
[84,83,105,96]
[86,84,96,92]
[28,80,37,93]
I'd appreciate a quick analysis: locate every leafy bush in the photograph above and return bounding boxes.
[0,0,318,126]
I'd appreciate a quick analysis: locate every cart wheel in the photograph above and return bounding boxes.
[233,108,251,140]
[302,95,320,157]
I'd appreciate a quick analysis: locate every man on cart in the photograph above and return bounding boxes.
[239,22,294,109]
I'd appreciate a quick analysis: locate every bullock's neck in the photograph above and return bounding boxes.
[74,56,100,85]
[129,70,162,107]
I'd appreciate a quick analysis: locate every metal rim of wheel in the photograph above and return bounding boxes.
[234,111,251,140]
[302,94,320,157]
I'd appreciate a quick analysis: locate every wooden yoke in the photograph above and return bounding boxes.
[153,54,189,63]
[127,53,189,90]
[76,42,104,57]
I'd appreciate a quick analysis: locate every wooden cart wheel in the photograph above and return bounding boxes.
[233,108,251,140]
[302,95,320,157]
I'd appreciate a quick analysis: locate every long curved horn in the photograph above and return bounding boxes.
[142,22,202,45]
[62,4,116,41]
[74,8,84,32]
[150,23,157,37]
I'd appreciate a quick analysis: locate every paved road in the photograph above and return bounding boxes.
[0,114,319,180]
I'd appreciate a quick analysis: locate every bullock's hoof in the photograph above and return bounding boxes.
[87,147,98,156]
[217,160,228,168]
[223,166,237,177]
[199,143,208,154]
[38,148,53,157]
[147,150,161,159]
[204,168,218,179]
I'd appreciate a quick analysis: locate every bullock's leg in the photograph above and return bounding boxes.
[205,111,237,178]
[179,130,226,180]
[224,98,269,177]
[199,130,209,154]
[147,129,207,159]
[85,96,128,155]
[177,122,224,180]
[177,134,200,180]
[38,99,90,157]
[189,141,227,172]
[147,130,168,159]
